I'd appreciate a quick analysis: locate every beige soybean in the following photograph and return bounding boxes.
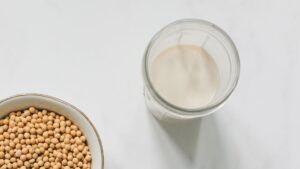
[0,107,91,169]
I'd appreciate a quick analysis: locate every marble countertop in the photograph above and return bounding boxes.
[0,0,299,169]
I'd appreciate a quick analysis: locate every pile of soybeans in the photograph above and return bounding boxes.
[0,107,92,169]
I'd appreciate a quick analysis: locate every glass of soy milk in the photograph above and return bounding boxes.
[142,19,240,121]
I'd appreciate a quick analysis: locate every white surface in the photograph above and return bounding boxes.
[0,0,299,169]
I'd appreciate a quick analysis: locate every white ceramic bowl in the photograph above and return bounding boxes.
[0,93,104,169]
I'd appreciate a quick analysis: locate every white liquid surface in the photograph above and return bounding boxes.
[151,45,220,109]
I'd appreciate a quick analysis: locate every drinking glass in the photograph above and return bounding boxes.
[142,19,240,121]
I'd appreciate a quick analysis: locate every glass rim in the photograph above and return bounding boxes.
[143,18,240,116]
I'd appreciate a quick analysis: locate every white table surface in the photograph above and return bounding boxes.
[0,0,299,169]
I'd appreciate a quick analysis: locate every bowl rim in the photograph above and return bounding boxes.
[0,93,104,169]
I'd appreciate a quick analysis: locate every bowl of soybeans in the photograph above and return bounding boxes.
[0,94,104,169]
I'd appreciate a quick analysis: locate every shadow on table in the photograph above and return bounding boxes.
[154,117,202,160]
[148,110,232,168]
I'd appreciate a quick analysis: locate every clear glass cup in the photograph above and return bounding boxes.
[142,19,240,121]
